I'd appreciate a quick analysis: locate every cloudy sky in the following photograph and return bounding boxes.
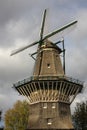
[0,0,87,119]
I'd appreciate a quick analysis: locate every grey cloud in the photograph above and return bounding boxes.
[0,0,81,48]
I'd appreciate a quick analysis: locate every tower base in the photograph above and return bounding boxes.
[27,102,74,130]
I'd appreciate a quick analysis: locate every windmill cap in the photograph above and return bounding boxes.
[40,39,62,53]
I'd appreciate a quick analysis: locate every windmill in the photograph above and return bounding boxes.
[11,9,83,130]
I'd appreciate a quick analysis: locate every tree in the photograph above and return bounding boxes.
[72,101,87,130]
[4,100,29,130]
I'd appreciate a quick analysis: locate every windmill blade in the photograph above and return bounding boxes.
[10,41,39,56]
[40,9,47,40]
[43,20,77,40]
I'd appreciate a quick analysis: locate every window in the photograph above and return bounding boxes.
[43,103,47,109]
[47,63,50,68]
[47,118,52,125]
[52,103,56,109]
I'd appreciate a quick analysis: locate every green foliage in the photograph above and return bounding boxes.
[4,100,29,130]
[72,101,87,130]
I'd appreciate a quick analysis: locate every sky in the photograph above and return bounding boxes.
[0,0,87,120]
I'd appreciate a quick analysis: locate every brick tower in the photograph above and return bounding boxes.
[11,9,83,130]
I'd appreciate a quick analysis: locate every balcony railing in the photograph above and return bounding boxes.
[13,75,83,88]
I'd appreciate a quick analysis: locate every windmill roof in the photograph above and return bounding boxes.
[42,39,62,53]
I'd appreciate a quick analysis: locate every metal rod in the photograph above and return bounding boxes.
[62,38,65,74]
[29,51,37,60]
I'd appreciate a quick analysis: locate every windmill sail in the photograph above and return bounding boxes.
[10,8,77,56]
[10,41,39,56]
[40,9,47,41]
[43,20,77,40]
